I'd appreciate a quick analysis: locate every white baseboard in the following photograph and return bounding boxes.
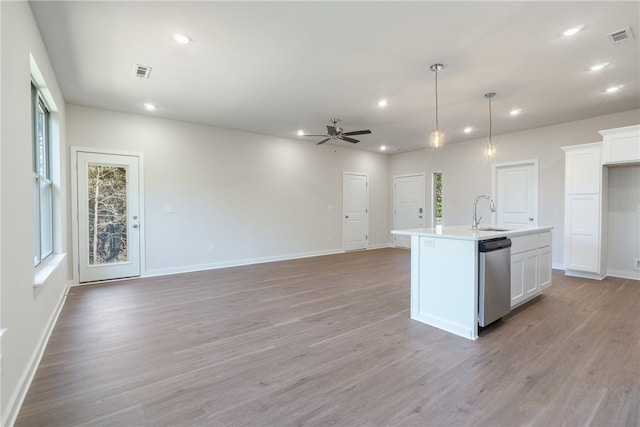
[552,263,640,281]
[142,248,348,278]
[141,245,394,279]
[4,281,72,427]
[606,269,640,280]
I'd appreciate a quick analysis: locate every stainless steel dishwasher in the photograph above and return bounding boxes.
[478,237,512,327]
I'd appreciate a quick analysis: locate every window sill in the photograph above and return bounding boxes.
[34,253,66,291]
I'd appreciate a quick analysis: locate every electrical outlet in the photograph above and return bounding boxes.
[208,245,215,253]
[635,258,640,270]
[327,235,332,242]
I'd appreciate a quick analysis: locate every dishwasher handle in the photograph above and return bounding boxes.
[479,237,511,252]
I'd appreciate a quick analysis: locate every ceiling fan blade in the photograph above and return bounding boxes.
[326,125,337,135]
[316,138,331,145]
[343,130,371,136]
[340,136,360,143]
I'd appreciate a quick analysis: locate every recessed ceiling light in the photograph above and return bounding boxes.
[297,130,305,136]
[144,102,157,110]
[605,85,623,93]
[563,26,582,37]
[172,33,191,44]
[377,99,388,107]
[463,127,473,134]
[509,109,522,116]
[590,62,609,71]
[380,145,387,151]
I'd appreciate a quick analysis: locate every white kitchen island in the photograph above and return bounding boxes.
[392,225,553,340]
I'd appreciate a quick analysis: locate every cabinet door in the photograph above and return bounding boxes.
[564,194,600,272]
[565,147,601,194]
[603,132,640,165]
[522,250,539,299]
[538,246,552,290]
[511,250,539,307]
[511,253,526,307]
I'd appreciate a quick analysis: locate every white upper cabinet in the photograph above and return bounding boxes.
[564,143,602,194]
[600,125,640,166]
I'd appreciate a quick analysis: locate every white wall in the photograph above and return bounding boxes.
[1,2,70,425]
[607,165,640,279]
[66,105,391,276]
[390,109,640,268]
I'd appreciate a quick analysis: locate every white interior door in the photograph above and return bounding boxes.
[343,172,369,251]
[493,161,538,227]
[76,151,141,282]
[393,174,425,248]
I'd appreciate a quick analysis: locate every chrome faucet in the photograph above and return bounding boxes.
[472,195,496,228]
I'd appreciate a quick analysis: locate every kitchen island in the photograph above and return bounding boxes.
[392,225,553,340]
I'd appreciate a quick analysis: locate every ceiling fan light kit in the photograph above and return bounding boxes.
[302,118,372,145]
[430,63,444,148]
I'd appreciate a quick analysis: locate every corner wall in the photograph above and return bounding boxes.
[389,109,640,268]
[66,105,391,277]
[1,2,70,425]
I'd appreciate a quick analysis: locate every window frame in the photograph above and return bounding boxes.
[32,81,53,266]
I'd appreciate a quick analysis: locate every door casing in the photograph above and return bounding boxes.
[71,147,145,283]
[492,160,539,227]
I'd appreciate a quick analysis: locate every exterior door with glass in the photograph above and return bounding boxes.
[76,151,141,282]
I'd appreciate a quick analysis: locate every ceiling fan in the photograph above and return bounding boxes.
[303,118,372,145]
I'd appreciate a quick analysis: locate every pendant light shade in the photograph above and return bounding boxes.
[430,128,443,148]
[484,92,496,156]
[430,63,444,147]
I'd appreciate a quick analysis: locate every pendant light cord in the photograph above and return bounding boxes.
[488,95,492,144]
[434,69,439,128]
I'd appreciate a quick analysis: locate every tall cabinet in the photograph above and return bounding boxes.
[562,142,608,279]
[562,124,640,280]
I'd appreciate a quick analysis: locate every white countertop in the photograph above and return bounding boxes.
[391,225,553,241]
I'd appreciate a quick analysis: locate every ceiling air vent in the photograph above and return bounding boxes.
[133,64,152,79]
[606,26,634,44]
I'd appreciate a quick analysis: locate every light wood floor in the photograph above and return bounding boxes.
[16,248,640,426]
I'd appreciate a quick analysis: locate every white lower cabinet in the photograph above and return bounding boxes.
[511,250,538,307]
[510,231,553,308]
[564,193,601,273]
[538,245,552,290]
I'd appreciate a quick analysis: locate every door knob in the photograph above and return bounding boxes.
[133,224,139,229]
[345,215,349,219]
[529,217,534,221]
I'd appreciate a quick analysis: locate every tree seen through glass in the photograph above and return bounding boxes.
[88,165,128,264]
[434,172,443,225]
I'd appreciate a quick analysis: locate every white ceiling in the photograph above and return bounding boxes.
[30,1,640,153]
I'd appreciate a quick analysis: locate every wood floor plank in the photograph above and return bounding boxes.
[15,248,640,426]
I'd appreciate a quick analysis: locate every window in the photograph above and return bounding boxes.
[433,172,443,226]
[33,82,53,266]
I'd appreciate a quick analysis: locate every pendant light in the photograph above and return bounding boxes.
[484,92,496,156]
[430,63,444,147]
